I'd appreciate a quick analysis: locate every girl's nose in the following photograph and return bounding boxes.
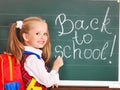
[40,34,44,39]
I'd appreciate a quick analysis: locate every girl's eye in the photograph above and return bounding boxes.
[35,32,47,36]
[36,33,39,35]
[43,33,47,36]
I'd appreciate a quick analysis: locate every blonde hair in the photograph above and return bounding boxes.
[7,17,51,63]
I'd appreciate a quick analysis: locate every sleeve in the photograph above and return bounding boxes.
[24,55,60,88]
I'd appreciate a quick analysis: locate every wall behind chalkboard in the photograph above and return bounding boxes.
[0,0,119,87]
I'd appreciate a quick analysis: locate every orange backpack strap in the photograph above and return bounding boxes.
[8,55,13,81]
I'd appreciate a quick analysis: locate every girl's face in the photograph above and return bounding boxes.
[23,21,48,49]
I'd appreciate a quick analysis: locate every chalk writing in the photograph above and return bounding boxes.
[54,7,116,64]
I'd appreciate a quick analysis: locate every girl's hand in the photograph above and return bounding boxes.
[52,56,64,72]
[52,84,58,88]
[54,56,63,68]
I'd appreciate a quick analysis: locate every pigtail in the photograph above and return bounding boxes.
[6,23,24,63]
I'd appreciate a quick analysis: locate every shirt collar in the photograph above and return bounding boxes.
[24,46,42,58]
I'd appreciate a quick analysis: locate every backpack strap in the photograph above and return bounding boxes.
[8,55,13,81]
[23,51,41,59]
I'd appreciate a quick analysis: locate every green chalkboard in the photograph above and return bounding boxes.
[0,0,119,84]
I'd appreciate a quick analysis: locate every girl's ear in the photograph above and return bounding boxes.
[22,33,29,41]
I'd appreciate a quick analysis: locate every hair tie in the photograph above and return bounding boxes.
[16,20,23,42]
[16,20,23,29]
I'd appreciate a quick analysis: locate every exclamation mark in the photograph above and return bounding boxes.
[110,35,116,57]
[109,35,116,64]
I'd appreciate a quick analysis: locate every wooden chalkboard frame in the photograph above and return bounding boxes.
[58,2,120,88]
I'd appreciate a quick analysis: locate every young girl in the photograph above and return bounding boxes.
[6,16,63,90]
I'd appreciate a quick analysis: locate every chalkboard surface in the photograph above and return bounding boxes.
[0,0,119,86]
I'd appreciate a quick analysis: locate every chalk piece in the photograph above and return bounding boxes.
[109,61,112,64]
